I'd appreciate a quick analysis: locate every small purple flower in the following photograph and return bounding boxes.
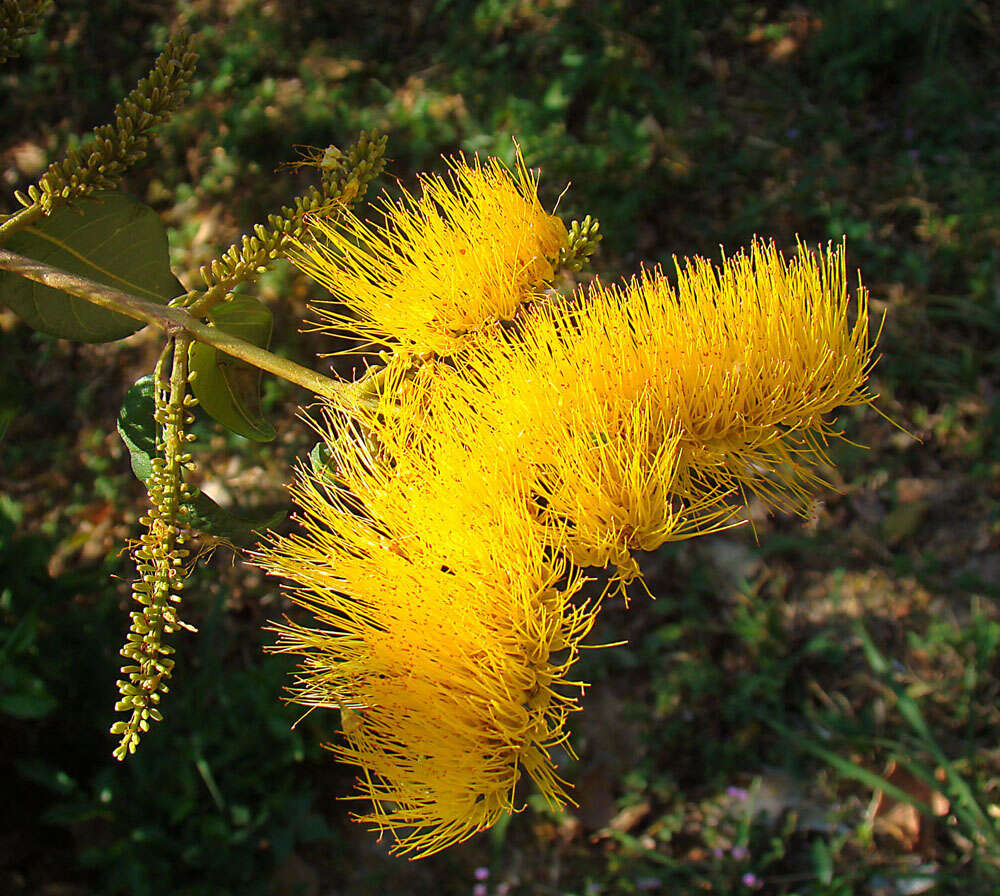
[731,845,749,860]
[712,846,725,859]
[742,872,760,889]
[474,868,490,882]
[637,878,662,891]
[496,885,510,896]
[726,786,749,801]
[473,885,488,896]
[785,127,800,139]
[908,148,920,161]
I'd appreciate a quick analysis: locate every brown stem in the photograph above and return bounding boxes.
[0,248,352,403]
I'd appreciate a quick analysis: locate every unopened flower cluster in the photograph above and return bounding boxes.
[257,151,877,857]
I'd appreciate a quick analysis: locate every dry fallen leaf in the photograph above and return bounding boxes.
[868,760,950,853]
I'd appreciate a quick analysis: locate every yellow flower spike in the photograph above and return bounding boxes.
[645,238,876,512]
[441,238,876,520]
[259,232,877,857]
[292,150,568,355]
[257,403,598,858]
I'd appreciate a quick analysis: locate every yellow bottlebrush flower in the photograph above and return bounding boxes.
[413,239,875,585]
[258,235,876,857]
[257,407,597,858]
[628,246,865,437]
[292,150,568,356]
[636,238,876,511]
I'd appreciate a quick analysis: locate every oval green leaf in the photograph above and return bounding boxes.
[0,192,184,342]
[189,294,276,442]
[181,492,285,547]
[117,375,158,482]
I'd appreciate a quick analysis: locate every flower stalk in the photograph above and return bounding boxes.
[111,336,194,759]
[9,33,197,224]
[184,131,387,318]
[0,204,43,243]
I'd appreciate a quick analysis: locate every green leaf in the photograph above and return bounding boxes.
[180,492,285,547]
[309,441,333,478]
[117,375,158,482]
[189,295,276,442]
[0,192,184,342]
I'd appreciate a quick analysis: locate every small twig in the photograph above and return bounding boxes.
[0,205,43,242]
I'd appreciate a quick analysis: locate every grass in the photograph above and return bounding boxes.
[1,1,999,893]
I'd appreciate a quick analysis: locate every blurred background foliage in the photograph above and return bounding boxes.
[1,0,998,893]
